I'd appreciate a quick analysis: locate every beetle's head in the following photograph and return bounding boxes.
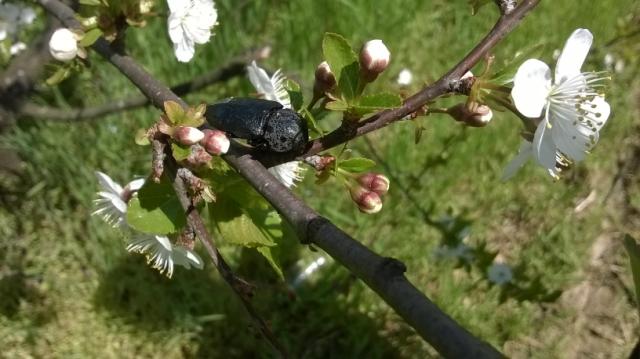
[262,109,308,153]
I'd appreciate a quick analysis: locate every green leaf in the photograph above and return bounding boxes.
[284,79,304,111]
[325,99,349,112]
[135,128,150,146]
[208,196,276,248]
[79,0,102,5]
[623,234,640,312]
[171,143,191,162]
[468,0,492,15]
[322,32,360,101]
[46,66,72,86]
[338,157,376,173]
[257,246,284,280]
[301,108,323,136]
[127,175,186,235]
[79,28,102,47]
[351,92,402,116]
[163,101,185,125]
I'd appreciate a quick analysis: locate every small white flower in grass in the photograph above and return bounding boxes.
[247,61,306,188]
[397,68,413,86]
[49,28,79,62]
[92,172,145,228]
[167,0,218,63]
[487,263,513,285]
[9,42,26,56]
[506,29,611,179]
[126,234,203,278]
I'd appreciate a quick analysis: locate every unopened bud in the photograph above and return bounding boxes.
[313,61,336,95]
[357,173,390,195]
[448,102,493,127]
[185,144,212,167]
[201,129,230,155]
[49,28,79,62]
[350,186,383,214]
[359,39,390,82]
[174,126,205,145]
[304,155,336,171]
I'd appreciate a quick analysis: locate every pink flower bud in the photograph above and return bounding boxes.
[313,61,337,95]
[350,186,383,214]
[201,129,230,155]
[185,144,213,167]
[357,173,390,195]
[174,126,205,145]
[448,102,493,127]
[360,39,390,81]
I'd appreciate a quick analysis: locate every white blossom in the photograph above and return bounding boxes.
[505,29,610,179]
[397,68,413,86]
[92,172,144,228]
[167,0,218,63]
[126,234,203,278]
[247,61,306,188]
[92,171,204,277]
[49,28,79,62]
[9,41,26,55]
[487,263,513,285]
[246,61,291,109]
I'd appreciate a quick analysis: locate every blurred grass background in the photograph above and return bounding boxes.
[1,0,639,357]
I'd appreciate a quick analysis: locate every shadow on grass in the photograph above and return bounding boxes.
[94,251,401,358]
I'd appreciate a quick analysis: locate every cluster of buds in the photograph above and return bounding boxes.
[359,39,391,83]
[349,173,390,214]
[173,127,230,156]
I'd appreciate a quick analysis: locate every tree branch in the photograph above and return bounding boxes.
[256,0,541,167]
[17,46,270,121]
[38,0,539,356]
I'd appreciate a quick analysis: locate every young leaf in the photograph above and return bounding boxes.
[127,175,186,234]
[301,108,323,136]
[79,0,102,5]
[79,28,103,47]
[338,157,376,173]
[46,66,72,86]
[285,79,304,111]
[325,99,349,112]
[208,196,276,248]
[322,32,360,101]
[623,234,640,312]
[163,101,185,125]
[351,92,402,116]
[171,143,191,162]
[135,128,150,146]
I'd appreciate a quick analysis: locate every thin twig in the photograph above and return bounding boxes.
[256,0,541,167]
[18,46,270,121]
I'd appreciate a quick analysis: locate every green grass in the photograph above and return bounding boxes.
[1,0,639,357]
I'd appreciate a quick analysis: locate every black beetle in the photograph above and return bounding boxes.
[204,98,308,153]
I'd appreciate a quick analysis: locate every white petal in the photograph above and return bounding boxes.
[166,0,185,14]
[247,61,274,97]
[584,95,610,132]
[96,191,127,213]
[502,141,533,180]
[125,178,146,192]
[95,171,123,195]
[174,37,195,62]
[512,59,552,118]
[155,235,173,251]
[555,29,593,84]
[268,161,305,188]
[532,117,557,170]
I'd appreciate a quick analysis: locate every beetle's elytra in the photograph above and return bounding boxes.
[205,98,308,153]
